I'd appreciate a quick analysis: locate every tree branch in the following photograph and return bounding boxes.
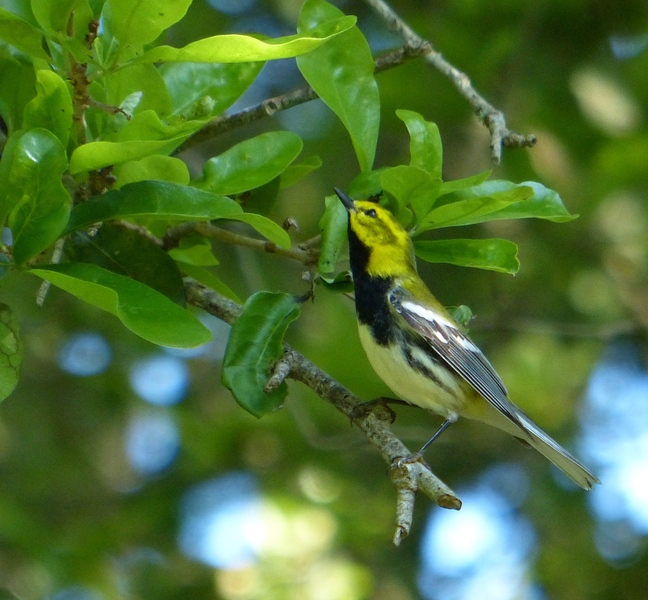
[362,0,536,163]
[176,43,430,154]
[185,279,462,543]
[163,222,317,266]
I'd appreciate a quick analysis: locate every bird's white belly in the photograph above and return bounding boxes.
[358,324,467,420]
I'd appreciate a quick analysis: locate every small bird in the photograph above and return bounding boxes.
[335,188,599,490]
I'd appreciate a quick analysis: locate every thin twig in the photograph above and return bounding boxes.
[185,279,462,543]
[164,222,317,265]
[36,238,66,307]
[361,0,537,163]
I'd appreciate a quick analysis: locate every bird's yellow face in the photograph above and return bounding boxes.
[347,200,417,279]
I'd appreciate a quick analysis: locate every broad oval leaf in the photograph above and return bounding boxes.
[29,263,211,348]
[69,139,188,174]
[114,155,190,188]
[226,213,292,250]
[23,70,74,147]
[416,183,534,232]
[222,292,301,417]
[0,8,49,60]
[66,181,243,233]
[0,302,22,402]
[489,181,578,223]
[67,223,187,305]
[414,238,520,274]
[396,109,443,179]
[297,0,379,172]
[134,17,356,63]
[1,129,70,265]
[160,62,264,119]
[380,165,441,220]
[194,131,303,195]
[318,193,348,274]
[106,0,192,48]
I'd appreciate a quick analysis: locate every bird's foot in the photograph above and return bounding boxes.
[350,396,407,424]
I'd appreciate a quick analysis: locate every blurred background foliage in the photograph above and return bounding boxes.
[2,0,648,599]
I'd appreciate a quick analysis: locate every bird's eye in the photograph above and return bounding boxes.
[365,209,377,218]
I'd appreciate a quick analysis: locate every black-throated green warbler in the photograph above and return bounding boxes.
[335,188,599,490]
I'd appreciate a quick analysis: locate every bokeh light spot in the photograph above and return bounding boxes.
[129,354,188,405]
[59,332,112,376]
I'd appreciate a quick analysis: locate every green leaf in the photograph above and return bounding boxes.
[31,0,80,33]
[0,302,22,402]
[0,129,70,265]
[67,223,187,305]
[102,63,172,117]
[113,155,190,188]
[29,263,211,347]
[178,263,240,303]
[70,110,203,173]
[318,270,354,293]
[66,181,243,232]
[0,8,49,59]
[133,16,356,63]
[69,138,188,174]
[297,0,379,172]
[194,131,303,196]
[0,50,37,132]
[168,235,218,266]
[22,70,74,146]
[414,238,520,274]
[488,181,578,223]
[438,170,492,195]
[222,292,300,417]
[280,155,322,188]
[105,0,192,49]
[160,61,264,119]
[226,213,292,250]
[380,165,441,220]
[416,183,534,232]
[396,109,443,179]
[318,193,348,274]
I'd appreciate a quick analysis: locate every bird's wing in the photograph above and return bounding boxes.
[389,288,525,429]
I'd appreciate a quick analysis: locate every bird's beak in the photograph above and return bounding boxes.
[334,187,356,212]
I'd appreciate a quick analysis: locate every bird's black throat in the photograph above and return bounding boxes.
[347,226,395,346]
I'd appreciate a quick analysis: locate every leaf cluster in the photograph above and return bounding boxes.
[0,0,573,424]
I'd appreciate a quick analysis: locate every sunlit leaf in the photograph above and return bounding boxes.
[29,263,211,347]
[0,129,70,265]
[105,0,192,48]
[222,292,300,417]
[297,0,379,172]
[160,61,264,118]
[134,17,356,63]
[194,131,303,195]
[416,183,534,232]
[113,155,190,188]
[22,70,74,147]
[226,213,292,250]
[0,8,49,59]
[396,109,443,179]
[414,238,520,273]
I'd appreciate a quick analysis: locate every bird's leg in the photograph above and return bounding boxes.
[397,419,454,466]
[350,396,410,424]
